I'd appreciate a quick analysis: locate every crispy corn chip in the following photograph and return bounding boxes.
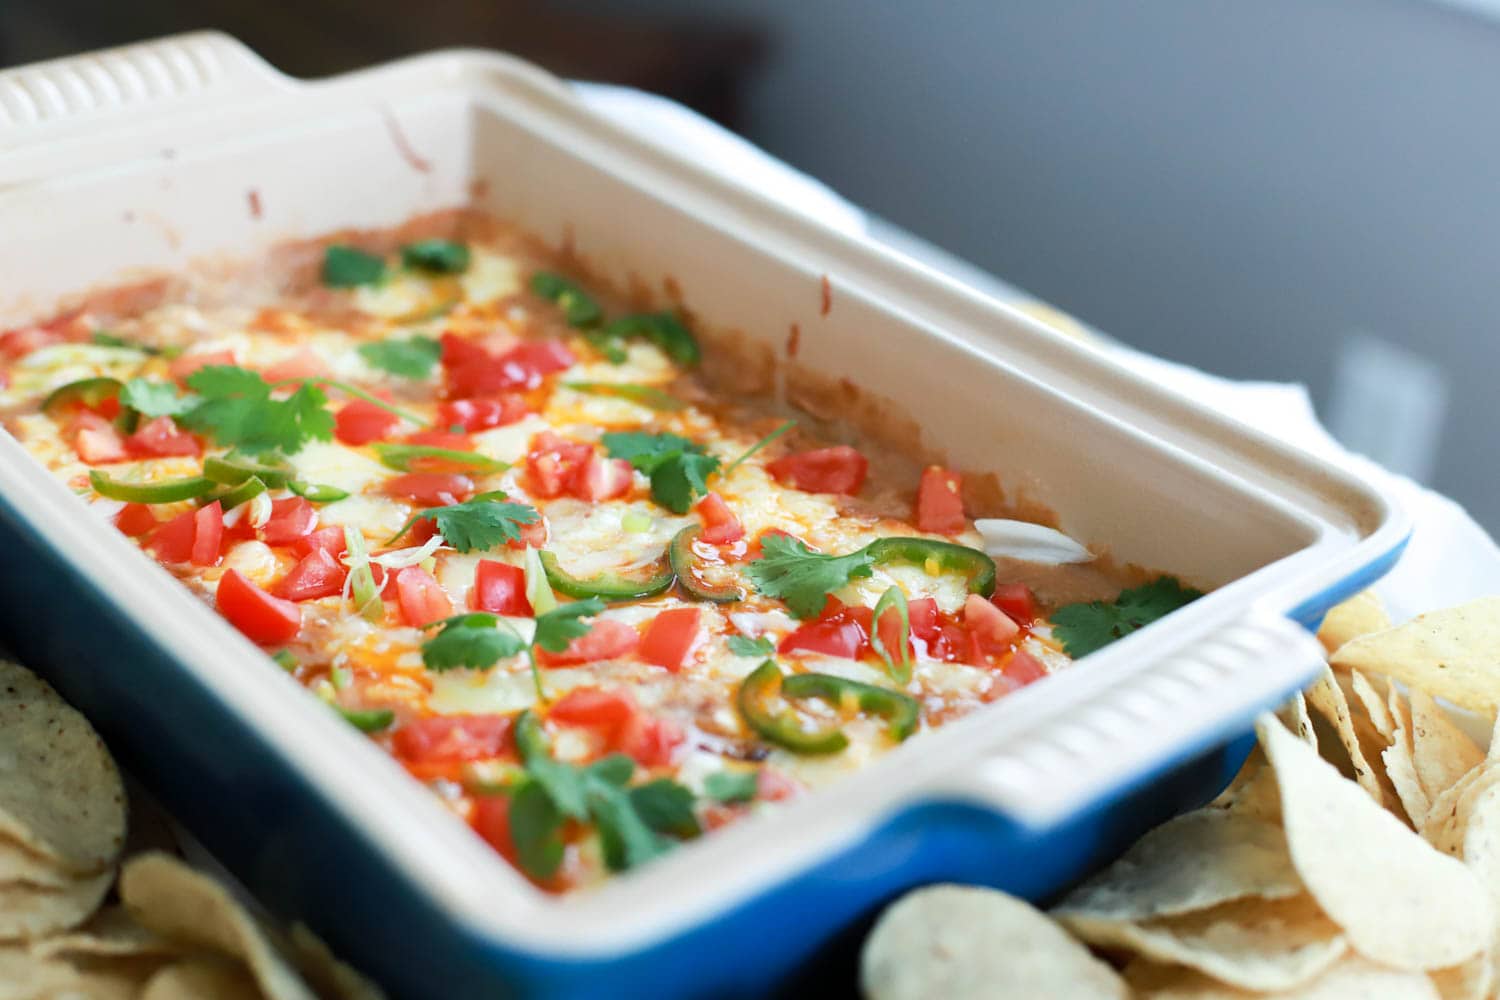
[141,957,262,1000]
[1409,690,1485,804]
[1304,666,1397,810]
[862,884,1127,1000]
[1331,598,1500,714]
[1258,714,1493,971]
[1317,590,1391,655]
[0,868,113,942]
[1124,954,1440,998]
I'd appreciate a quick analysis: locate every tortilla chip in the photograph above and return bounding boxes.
[1347,669,1395,742]
[1429,952,1493,1000]
[0,661,126,875]
[1061,894,1346,992]
[862,884,1128,1000]
[1278,693,1317,748]
[1258,714,1493,971]
[0,867,113,942]
[1386,692,1434,828]
[1409,690,1485,804]
[0,837,72,889]
[1304,666,1397,810]
[1124,954,1440,998]
[30,905,180,960]
[120,852,316,1000]
[141,957,262,1000]
[1317,590,1391,655]
[1331,598,1500,714]
[1054,809,1301,922]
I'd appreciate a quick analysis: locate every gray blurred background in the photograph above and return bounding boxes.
[5,0,1495,525]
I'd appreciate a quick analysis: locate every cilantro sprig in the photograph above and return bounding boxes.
[420,597,606,700]
[745,534,876,619]
[120,377,195,418]
[1049,576,1204,658]
[508,711,697,880]
[178,366,335,456]
[389,492,540,551]
[602,431,720,514]
[358,335,441,379]
[727,635,776,657]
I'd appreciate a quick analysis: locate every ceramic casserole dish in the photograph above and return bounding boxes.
[0,33,1408,999]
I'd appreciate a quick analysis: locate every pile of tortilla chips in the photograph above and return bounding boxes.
[862,594,1500,999]
[0,660,381,999]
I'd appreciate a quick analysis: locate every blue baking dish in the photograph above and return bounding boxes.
[0,33,1408,999]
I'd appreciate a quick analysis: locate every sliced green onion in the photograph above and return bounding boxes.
[200,475,267,511]
[584,331,628,364]
[724,420,796,476]
[603,312,700,366]
[89,470,214,504]
[203,454,294,489]
[289,481,351,503]
[531,272,601,328]
[330,665,353,690]
[522,545,558,616]
[337,707,395,733]
[621,510,653,534]
[400,239,471,274]
[371,443,509,474]
[871,585,915,684]
[271,649,298,672]
[563,382,685,411]
[344,526,384,623]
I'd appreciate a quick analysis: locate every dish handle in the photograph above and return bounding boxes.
[0,32,289,138]
[938,607,1324,829]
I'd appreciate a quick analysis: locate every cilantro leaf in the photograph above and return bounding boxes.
[604,312,700,366]
[120,378,196,418]
[727,635,775,657]
[358,336,441,378]
[532,599,607,654]
[745,534,877,619]
[322,245,386,288]
[1050,576,1205,658]
[530,272,601,327]
[602,431,719,514]
[400,239,470,275]
[629,779,700,838]
[420,613,527,672]
[508,780,566,880]
[704,770,759,804]
[589,782,671,872]
[392,492,540,552]
[178,366,334,456]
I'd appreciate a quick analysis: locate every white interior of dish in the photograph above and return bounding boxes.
[0,39,1403,956]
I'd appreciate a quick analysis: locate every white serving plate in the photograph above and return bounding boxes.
[0,33,1406,999]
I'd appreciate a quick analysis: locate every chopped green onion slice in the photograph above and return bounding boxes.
[202,454,295,489]
[603,312,700,366]
[289,481,350,503]
[371,443,509,474]
[563,382,685,411]
[584,331,628,364]
[530,273,601,328]
[89,470,214,504]
[724,420,796,476]
[338,707,394,733]
[330,665,353,690]
[271,649,298,672]
[621,510,652,534]
[871,585,915,684]
[344,526,384,623]
[400,239,471,274]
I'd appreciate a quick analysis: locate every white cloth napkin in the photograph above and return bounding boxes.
[573,82,1500,623]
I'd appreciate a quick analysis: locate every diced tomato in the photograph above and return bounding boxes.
[779,604,870,660]
[471,795,518,864]
[383,472,475,506]
[535,619,639,666]
[639,608,701,672]
[914,465,966,534]
[547,688,682,767]
[144,508,198,564]
[261,497,317,546]
[291,526,345,560]
[169,349,236,383]
[190,501,224,567]
[931,623,983,665]
[471,560,531,616]
[964,593,1020,653]
[436,395,529,432]
[261,348,329,383]
[991,583,1038,625]
[619,713,684,768]
[114,503,158,537]
[275,548,347,601]
[217,568,301,644]
[405,429,473,450]
[509,517,548,551]
[0,326,62,360]
[125,416,200,458]
[757,767,802,802]
[441,333,575,397]
[766,446,868,495]
[73,414,128,464]
[907,596,941,641]
[694,492,744,545]
[392,714,513,765]
[524,431,592,499]
[334,399,402,446]
[574,453,633,501]
[1004,649,1048,686]
[394,567,453,627]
